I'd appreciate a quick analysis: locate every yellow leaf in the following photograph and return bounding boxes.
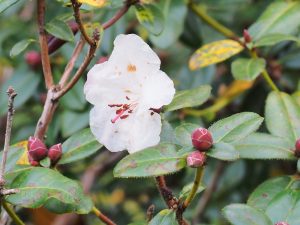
[14,141,30,166]
[218,80,253,99]
[189,40,244,70]
[78,0,106,7]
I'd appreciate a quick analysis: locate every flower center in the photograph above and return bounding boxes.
[108,96,137,123]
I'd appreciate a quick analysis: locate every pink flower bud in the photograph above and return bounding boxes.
[243,29,252,43]
[191,128,213,151]
[25,51,41,68]
[48,143,62,164]
[275,222,289,225]
[28,155,40,167]
[295,139,300,157]
[27,136,48,161]
[186,151,206,168]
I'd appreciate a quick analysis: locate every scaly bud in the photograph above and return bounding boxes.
[243,29,252,43]
[48,143,63,164]
[295,139,300,157]
[191,128,213,151]
[27,136,48,161]
[275,222,289,225]
[186,151,206,168]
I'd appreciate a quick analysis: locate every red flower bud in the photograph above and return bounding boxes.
[28,155,40,167]
[295,139,300,157]
[243,29,252,43]
[186,151,206,168]
[275,222,289,225]
[48,143,63,164]
[191,128,213,151]
[27,136,48,161]
[25,51,41,69]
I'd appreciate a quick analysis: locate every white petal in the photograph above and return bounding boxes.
[89,104,128,152]
[109,34,161,75]
[127,112,161,153]
[139,70,175,110]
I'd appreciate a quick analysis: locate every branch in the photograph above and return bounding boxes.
[37,0,54,89]
[92,206,116,225]
[0,87,17,185]
[59,38,86,87]
[155,176,177,209]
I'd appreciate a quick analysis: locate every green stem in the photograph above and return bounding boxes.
[2,201,26,225]
[188,2,237,39]
[183,167,205,209]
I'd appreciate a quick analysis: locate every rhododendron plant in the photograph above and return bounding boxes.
[84,34,175,153]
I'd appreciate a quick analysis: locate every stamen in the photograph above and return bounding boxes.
[120,115,129,119]
[126,96,130,100]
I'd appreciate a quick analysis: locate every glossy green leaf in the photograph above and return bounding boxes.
[179,182,205,199]
[0,69,40,116]
[39,157,50,168]
[189,40,244,70]
[45,19,74,42]
[135,4,164,35]
[265,91,300,145]
[160,120,178,145]
[249,1,300,41]
[0,143,27,173]
[149,0,187,48]
[207,142,239,161]
[247,176,292,211]
[10,39,35,58]
[61,110,89,137]
[6,167,93,214]
[265,191,300,225]
[175,123,198,147]
[223,204,273,225]
[59,128,102,164]
[254,33,300,47]
[231,58,266,81]
[113,144,186,178]
[0,0,20,13]
[149,209,177,225]
[235,133,295,160]
[165,85,211,112]
[209,112,264,143]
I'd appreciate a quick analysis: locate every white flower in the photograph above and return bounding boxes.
[84,34,175,153]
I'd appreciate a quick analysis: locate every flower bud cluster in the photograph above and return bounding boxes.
[27,136,62,166]
[186,128,214,168]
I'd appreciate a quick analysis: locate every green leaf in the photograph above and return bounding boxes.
[247,176,292,211]
[10,39,35,58]
[175,123,198,147]
[254,33,300,47]
[223,204,273,225]
[249,1,300,41]
[45,19,74,42]
[6,167,93,214]
[231,58,266,81]
[149,209,177,225]
[179,182,205,200]
[265,91,300,145]
[165,85,211,112]
[0,69,40,116]
[135,4,164,35]
[61,110,89,137]
[149,0,187,48]
[189,40,244,70]
[160,120,178,145]
[265,191,300,225]
[209,112,264,143]
[207,142,239,161]
[39,157,50,168]
[113,144,186,178]
[0,0,20,13]
[59,128,102,165]
[235,133,296,160]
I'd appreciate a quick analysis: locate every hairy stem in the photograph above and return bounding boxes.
[0,87,17,185]
[155,176,175,209]
[92,206,117,225]
[2,201,26,225]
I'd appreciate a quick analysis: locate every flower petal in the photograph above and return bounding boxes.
[139,70,175,110]
[109,34,161,75]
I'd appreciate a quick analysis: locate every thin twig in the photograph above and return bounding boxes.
[2,201,26,225]
[192,162,225,224]
[37,0,54,89]
[59,38,86,87]
[0,87,17,185]
[70,0,95,46]
[92,206,116,225]
[146,204,155,222]
[155,176,176,209]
